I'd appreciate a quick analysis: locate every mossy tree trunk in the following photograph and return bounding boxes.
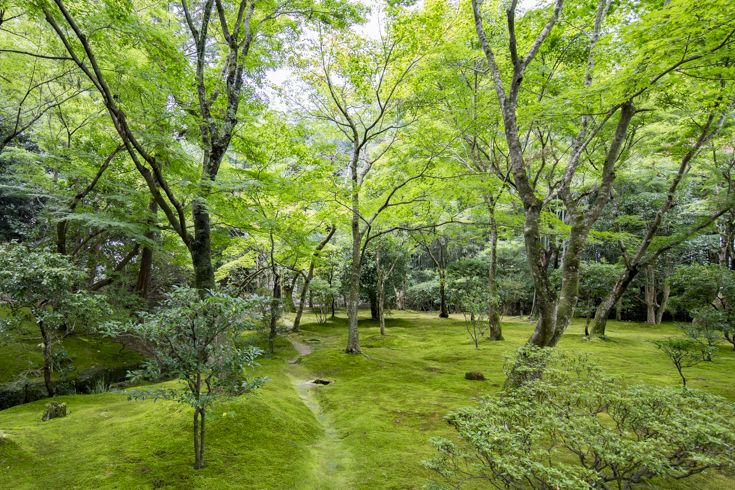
[486,197,502,340]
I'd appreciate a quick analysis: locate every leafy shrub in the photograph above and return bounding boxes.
[310,278,337,323]
[405,279,440,311]
[101,286,266,469]
[425,348,735,490]
[652,336,713,386]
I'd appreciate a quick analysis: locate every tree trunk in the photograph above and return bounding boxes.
[615,302,622,321]
[269,272,281,354]
[438,273,449,318]
[346,180,362,353]
[282,274,297,313]
[645,264,656,324]
[369,289,379,321]
[655,284,670,325]
[292,226,336,331]
[40,322,55,397]
[486,201,502,340]
[591,267,638,336]
[191,200,215,292]
[193,408,205,470]
[56,221,67,255]
[378,280,386,336]
[547,222,588,347]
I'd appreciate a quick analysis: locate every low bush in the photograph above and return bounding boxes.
[425,347,735,490]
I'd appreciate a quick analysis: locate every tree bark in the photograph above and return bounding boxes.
[135,200,156,300]
[40,322,55,397]
[346,164,362,353]
[191,200,215,292]
[269,271,281,354]
[655,283,671,325]
[645,264,657,324]
[282,274,297,313]
[369,289,379,321]
[486,198,502,340]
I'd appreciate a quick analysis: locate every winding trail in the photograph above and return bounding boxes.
[287,337,355,489]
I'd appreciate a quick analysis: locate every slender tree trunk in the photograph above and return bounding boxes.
[591,267,639,336]
[199,410,205,469]
[486,201,502,340]
[40,322,55,397]
[645,264,657,324]
[136,185,159,299]
[378,280,386,336]
[346,184,362,353]
[655,284,670,324]
[438,273,449,318]
[591,103,731,336]
[194,409,203,469]
[269,273,280,354]
[615,302,622,321]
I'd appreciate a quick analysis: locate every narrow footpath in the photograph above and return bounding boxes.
[286,337,355,490]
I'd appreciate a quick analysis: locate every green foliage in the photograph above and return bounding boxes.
[652,337,714,387]
[669,265,735,349]
[101,286,267,469]
[425,349,735,490]
[310,277,337,323]
[0,242,110,394]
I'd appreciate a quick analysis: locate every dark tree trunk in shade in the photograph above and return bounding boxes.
[135,198,158,299]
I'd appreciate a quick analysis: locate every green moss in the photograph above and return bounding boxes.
[0,311,733,489]
[0,332,143,383]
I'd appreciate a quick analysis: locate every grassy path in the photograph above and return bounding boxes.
[287,337,355,490]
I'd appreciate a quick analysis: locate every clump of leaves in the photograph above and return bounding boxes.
[0,242,110,396]
[424,347,735,490]
[652,336,714,387]
[310,278,337,324]
[460,292,488,350]
[101,286,267,470]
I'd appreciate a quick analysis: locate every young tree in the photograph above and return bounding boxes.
[298,10,442,353]
[102,286,266,470]
[652,337,712,387]
[0,243,109,396]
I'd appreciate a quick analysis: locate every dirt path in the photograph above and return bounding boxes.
[290,338,313,357]
[287,339,354,489]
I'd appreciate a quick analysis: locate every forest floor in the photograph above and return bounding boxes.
[0,310,734,489]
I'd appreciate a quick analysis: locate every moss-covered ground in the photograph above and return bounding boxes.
[0,307,144,384]
[1,310,733,489]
